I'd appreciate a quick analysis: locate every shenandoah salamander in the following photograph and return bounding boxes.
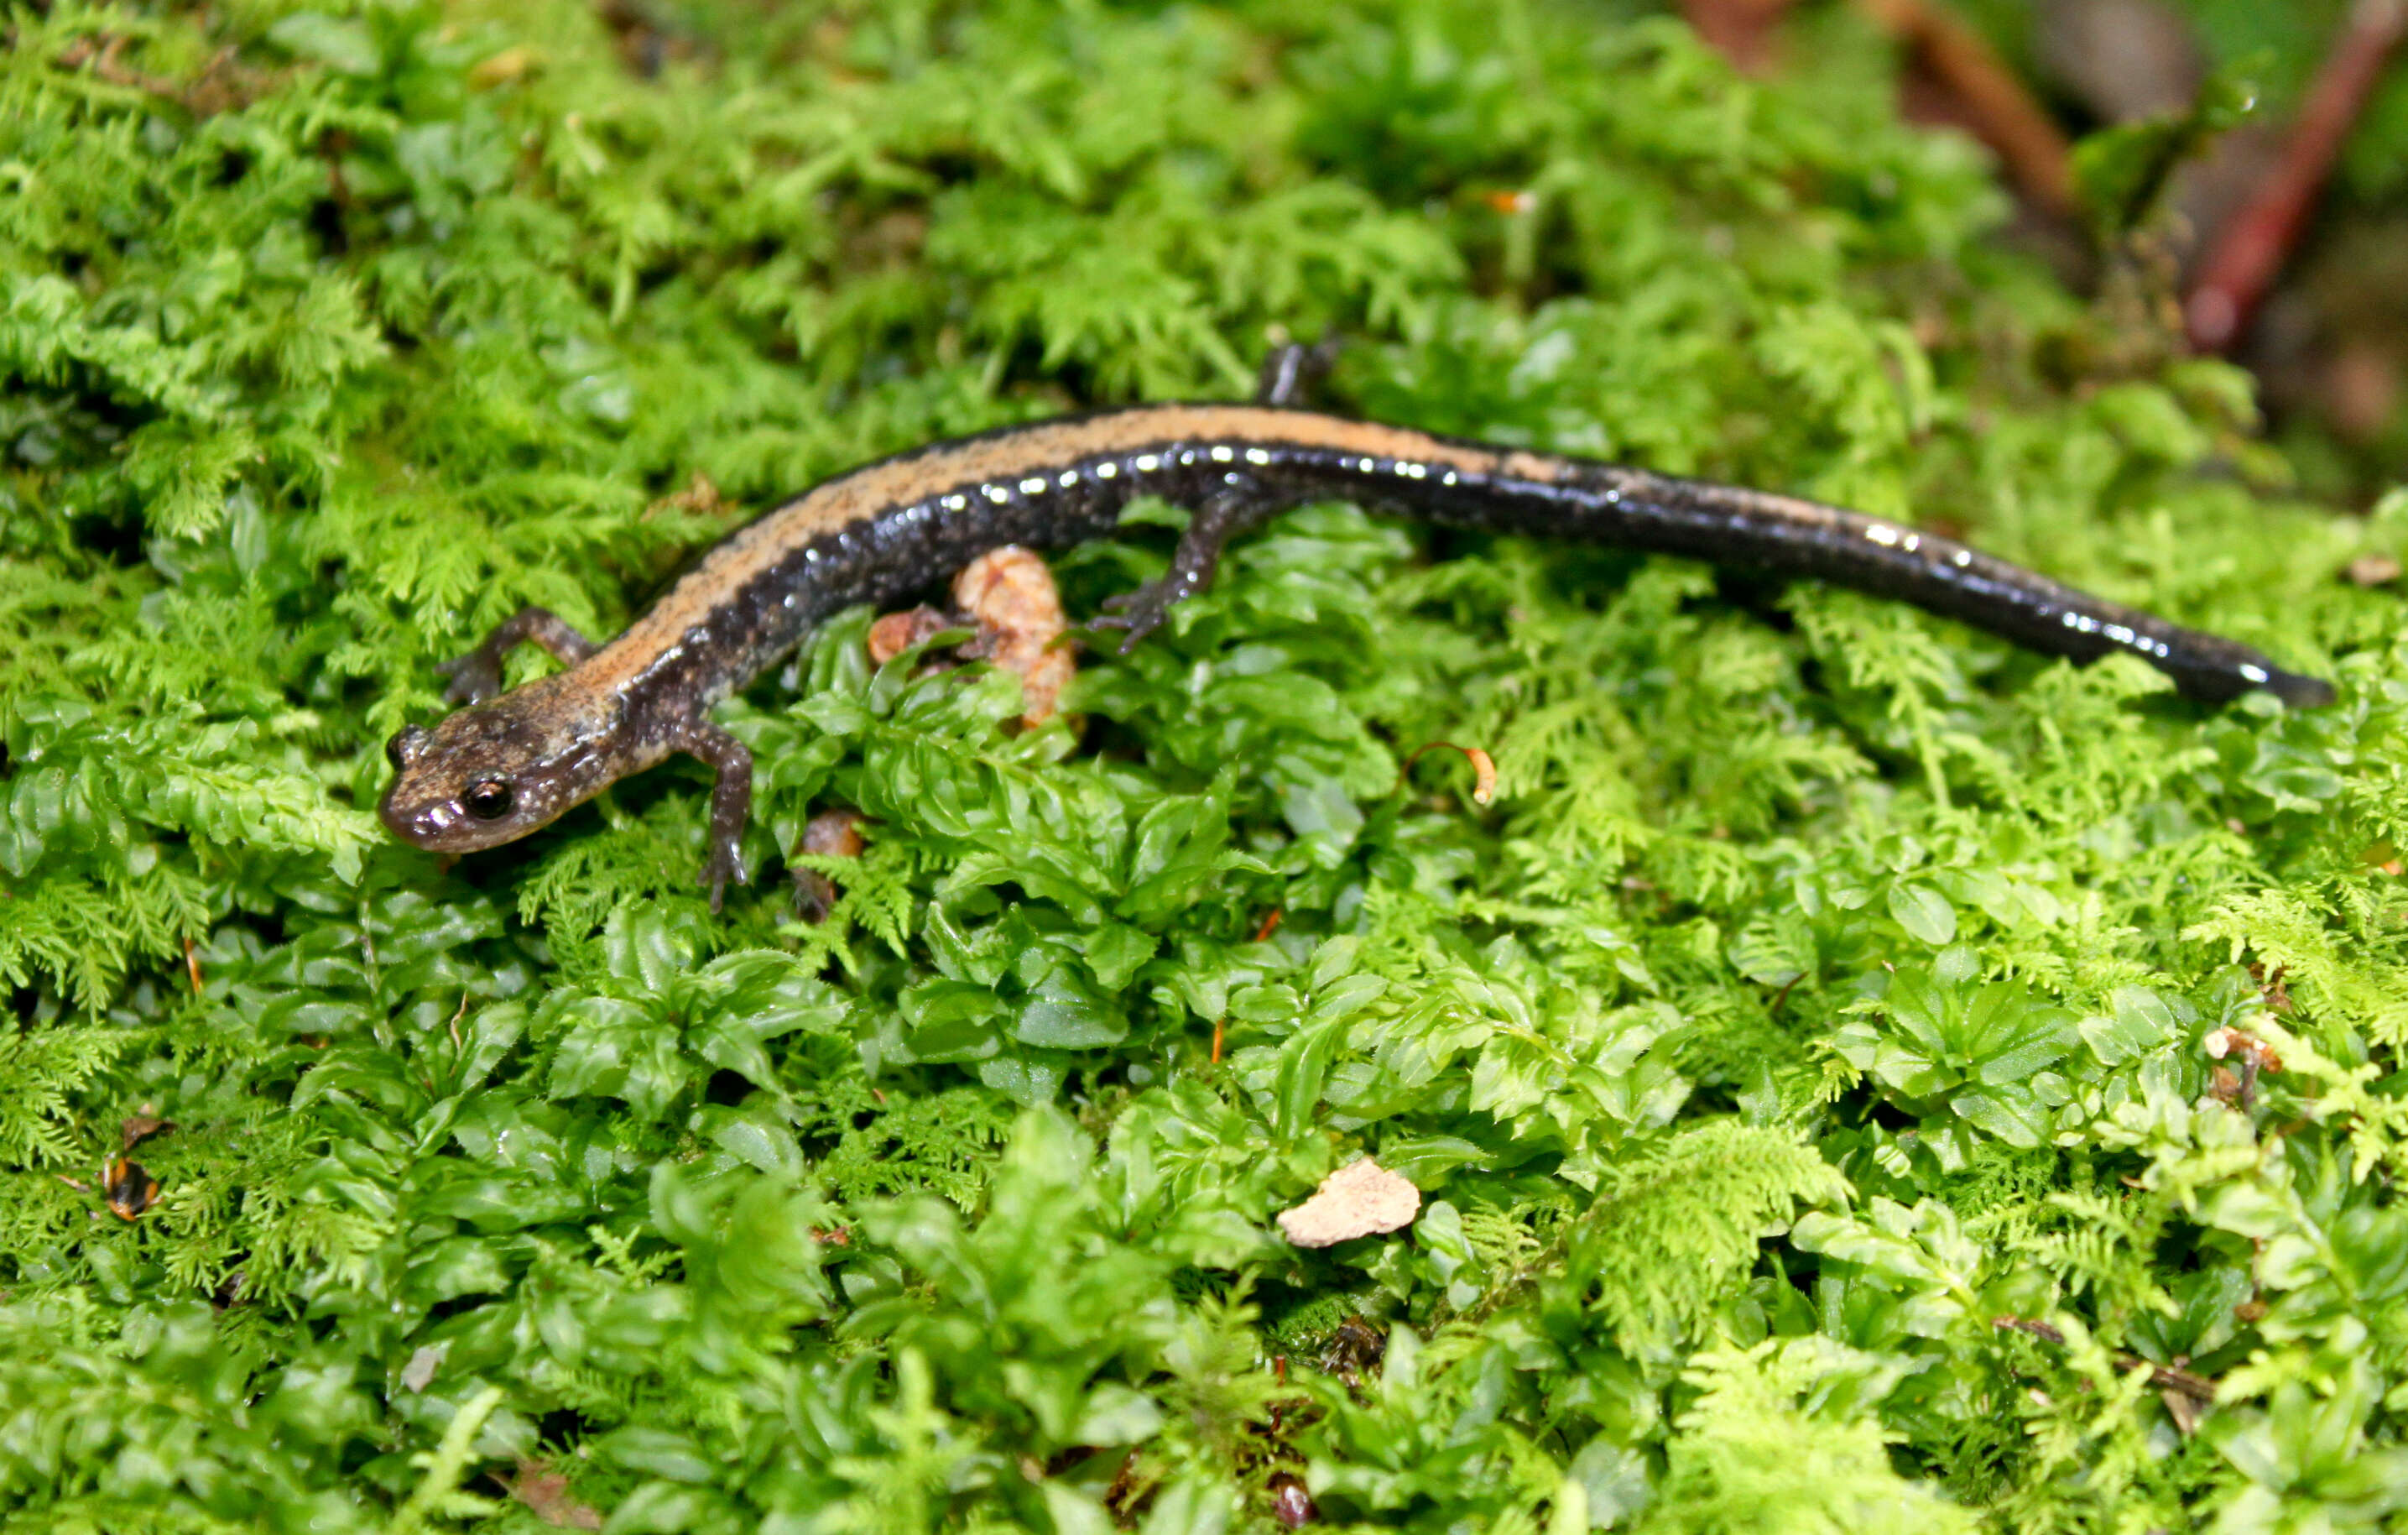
[379,347,2332,906]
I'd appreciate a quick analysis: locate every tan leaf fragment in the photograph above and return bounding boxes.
[1277,1157,1420,1248]
[952,546,1076,728]
[499,1459,603,1532]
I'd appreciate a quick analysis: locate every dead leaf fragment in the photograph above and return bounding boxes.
[103,1156,159,1220]
[952,546,1075,727]
[867,605,962,666]
[1276,1157,1420,1248]
[1269,1471,1318,1527]
[2348,553,2402,587]
[498,1459,603,1532]
[866,547,1077,727]
[401,1343,446,1392]
[790,807,868,922]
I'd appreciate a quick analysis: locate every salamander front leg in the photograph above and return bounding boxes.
[1095,478,1288,651]
[675,720,754,912]
[439,607,601,704]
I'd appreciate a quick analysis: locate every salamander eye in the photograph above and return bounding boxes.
[385,725,431,773]
[463,780,515,821]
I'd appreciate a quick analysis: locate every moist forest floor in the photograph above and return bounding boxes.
[6,2,2408,1532]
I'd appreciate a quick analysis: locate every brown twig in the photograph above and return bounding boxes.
[1855,0,2077,217]
[1679,0,1802,75]
[2187,0,2408,352]
[1993,1316,2218,1403]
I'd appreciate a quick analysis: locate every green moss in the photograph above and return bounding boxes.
[4,0,2408,1529]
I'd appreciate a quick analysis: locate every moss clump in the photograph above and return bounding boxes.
[5,1,2408,1529]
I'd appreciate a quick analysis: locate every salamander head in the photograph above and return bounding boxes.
[378,681,618,854]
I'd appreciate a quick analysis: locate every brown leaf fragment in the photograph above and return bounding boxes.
[867,606,963,666]
[2348,554,2401,587]
[1269,1471,1318,1527]
[952,546,1075,728]
[2161,1386,2207,1435]
[864,548,1078,728]
[1321,1316,1386,1387]
[122,1112,174,1151]
[103,1156,159,1220]
[1276,1158,1420,1248]
[790,807,867,923]
[644,469,728,522]
[2206,1026,2283,1109]
[498,1459,603,1531]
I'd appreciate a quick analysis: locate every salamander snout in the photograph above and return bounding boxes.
[376,702,581,854]
[378,760,531,852]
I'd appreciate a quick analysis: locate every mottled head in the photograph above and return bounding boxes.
[378,680,620,854]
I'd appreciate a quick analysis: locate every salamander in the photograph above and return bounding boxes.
[378,346,2334,907]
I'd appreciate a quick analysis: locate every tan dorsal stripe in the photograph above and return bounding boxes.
[579,405,1572,693]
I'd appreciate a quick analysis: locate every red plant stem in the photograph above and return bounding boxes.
[2187,0,2408,352]
[1680,0,1801,75]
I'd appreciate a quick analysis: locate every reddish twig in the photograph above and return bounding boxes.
[1680,0,1803,75]
[1993,1316,2218,1403]
[1856,0,2077,216]
[2187,0,2408,352]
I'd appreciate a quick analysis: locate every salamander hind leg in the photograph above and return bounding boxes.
[676,719,754,913]
[438,607,601,704]
[1094,477,1289,651]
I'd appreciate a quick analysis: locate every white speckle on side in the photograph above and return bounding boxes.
[945,493,967,510]
[1441,471,1459,486]
[1245,447,1271,465]
[1903,533,1921,552]
[1210,445,1234,462]
[1952,549,1973,566]
[1097,461,1118,478]
[1019,476,1047,495]
[1134,454,1160,473]
[1058,470,1080,488]
[2241,663,2269,683]
[985,484,1010,504]
[1865,524,1901,547]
